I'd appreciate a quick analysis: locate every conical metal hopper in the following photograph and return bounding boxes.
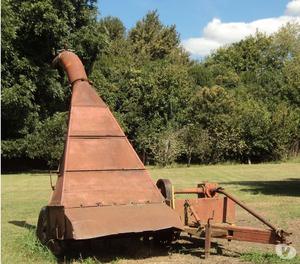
[39,51,182,244]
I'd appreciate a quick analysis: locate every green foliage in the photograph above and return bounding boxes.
[99,16,126,41]
[188,63,213,87]
[2,0,107,165]
[198,23,300,163]
[26,112,68,167]
[150,129,183,166]
[188,86,245,163]
[2,1,300,168]
[91,13,193,165]
[179,125,210,166]
[128,11,180,60]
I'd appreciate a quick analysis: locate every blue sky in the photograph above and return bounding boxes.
[98,0,300,57]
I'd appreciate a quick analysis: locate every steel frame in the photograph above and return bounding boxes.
[156,180,290,258]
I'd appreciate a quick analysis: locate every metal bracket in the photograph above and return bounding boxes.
[49,170,56,191]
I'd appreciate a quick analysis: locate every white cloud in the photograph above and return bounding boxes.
[285,0,300,16]
[182,1,300,57]
[181,37,220,59]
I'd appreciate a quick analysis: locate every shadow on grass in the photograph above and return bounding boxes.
[220,178,300,196]
[56,236,169,263]
[57,235,240,263]
[9,220,36,230]
[2,170,52,175]
[13,225,241,263]
[170,234,241,259]
[8,220,283,262]
[11,222,241,263]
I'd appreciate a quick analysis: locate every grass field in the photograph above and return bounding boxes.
[2,162,300,263]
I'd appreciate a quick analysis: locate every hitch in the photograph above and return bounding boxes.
[157,180,291,258]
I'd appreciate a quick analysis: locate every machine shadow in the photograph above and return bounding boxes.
[9,220,36,230]
[7,221,240,262]
[56,237,170,263]
[220,178,300,196]
[170,235,241,259]
[57,234,240,263]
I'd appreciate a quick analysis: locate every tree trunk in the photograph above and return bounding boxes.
[187,149,192,167]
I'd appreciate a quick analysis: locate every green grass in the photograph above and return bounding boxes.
[240,252,300,264]
[2,163,300,263]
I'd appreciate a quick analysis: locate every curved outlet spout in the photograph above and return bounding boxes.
[52,50,88,85]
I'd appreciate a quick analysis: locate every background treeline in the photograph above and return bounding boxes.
[2,0,300,170]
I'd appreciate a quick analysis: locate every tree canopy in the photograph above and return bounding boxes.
[2,1,300,170]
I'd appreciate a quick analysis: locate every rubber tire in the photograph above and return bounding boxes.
[36,206,48,245]
[36,206,65,256]
[156,179,173,202]
[156,179,181,244]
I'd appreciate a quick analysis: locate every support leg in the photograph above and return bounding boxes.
[205,222,212,259]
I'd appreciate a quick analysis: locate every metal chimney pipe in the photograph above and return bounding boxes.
[52,50,88,85]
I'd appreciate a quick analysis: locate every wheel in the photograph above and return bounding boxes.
[156,179,173,207]
[36,206,65,256]
[36,206,48,245]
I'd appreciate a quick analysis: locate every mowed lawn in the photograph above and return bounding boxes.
[2,162,300,263]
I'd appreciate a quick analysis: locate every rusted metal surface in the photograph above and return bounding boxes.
[158,180,290,258]
[184,224,283,245]
[64,204,181,240]
[210,224,284,244]
[46,50,183,241]
[175,198,235,226]
[175,183,218,198]
[175,187,205,194]
[204,221,212,259]
[52,51,87,84]
[216,188,278,231]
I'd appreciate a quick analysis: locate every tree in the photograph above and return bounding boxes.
[189,86,245,163]
[3,4,299,168]
[128,11,180,60]
[188,63,213,87]
[99,16,126,41]
[1,0,107,166]
[26,112,68,167]
[91,12,193,164]
[150,129,183,166]
[180,125,210,166]
[200,23,300,161]
[234,99,299,162]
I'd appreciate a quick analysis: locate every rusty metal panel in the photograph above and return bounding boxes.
[48,175,63,206]
[65,138,144,171]
[62,170,163,207]
[69,107,124,137]
[47,206,65,240]
[175,198,235,225]
[65,203,183,240]
[211,224,279,244]
[71,81,106,107]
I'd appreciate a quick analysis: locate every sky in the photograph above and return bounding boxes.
[99,0,300,58]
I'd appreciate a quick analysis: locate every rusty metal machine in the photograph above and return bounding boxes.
[36,50,182,255]
[37,51,290,258]
[156,180,290,258]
